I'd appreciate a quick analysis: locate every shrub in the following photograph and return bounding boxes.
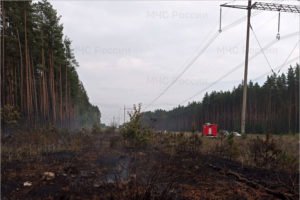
[215,133,240,160]
[225,133,240,160]
[248,134,282,168]
[176,134,202,154]
[121,104,150,147]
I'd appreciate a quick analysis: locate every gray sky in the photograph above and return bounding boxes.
[51,0,300,125]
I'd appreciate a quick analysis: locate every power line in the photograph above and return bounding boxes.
[220,0,299,134]
[147,56,299,110]
[253,57,299,82]
[144,32,219,110]
[144,2,275,111]
[144,0,286,111]
[273,40,299,74]
[250,23,275,73]
[144,0,273,111]
[179,31,299,105]
[179,39,278,104]
[252,40,300,81]
[146,28,298,111]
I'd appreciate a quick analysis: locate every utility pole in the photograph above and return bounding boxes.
[219,1,300,134]
[112,116,116,128]
[241,0,252,135]
[123,105,126,124]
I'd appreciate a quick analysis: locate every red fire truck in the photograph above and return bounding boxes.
[202,123,218,137]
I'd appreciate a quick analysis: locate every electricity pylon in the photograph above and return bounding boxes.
[219,1,300,134]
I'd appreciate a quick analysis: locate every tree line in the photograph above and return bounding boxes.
[142,65,299,134]
[1,0,100,130]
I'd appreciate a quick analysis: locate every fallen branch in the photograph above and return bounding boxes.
[208,164,296,200]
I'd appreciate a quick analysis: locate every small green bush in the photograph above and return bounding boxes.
[121,104,150,147]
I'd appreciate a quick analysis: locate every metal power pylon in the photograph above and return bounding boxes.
[219,1,300,134]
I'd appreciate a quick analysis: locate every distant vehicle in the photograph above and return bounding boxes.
[219,130,241,137]
[219,130,229,136]
[202,123,218,137]
[232,132,241,136]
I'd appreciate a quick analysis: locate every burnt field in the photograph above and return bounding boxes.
[2,129,299,200]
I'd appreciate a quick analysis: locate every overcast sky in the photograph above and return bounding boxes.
[51,0,299,125]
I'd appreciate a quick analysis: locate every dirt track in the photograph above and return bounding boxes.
[2,132,299,200]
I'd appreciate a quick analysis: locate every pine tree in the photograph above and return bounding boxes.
[1,0,101,131]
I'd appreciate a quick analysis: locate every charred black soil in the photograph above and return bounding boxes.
[2,131,299,200]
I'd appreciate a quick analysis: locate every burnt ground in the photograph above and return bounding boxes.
[2,132,299,200]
